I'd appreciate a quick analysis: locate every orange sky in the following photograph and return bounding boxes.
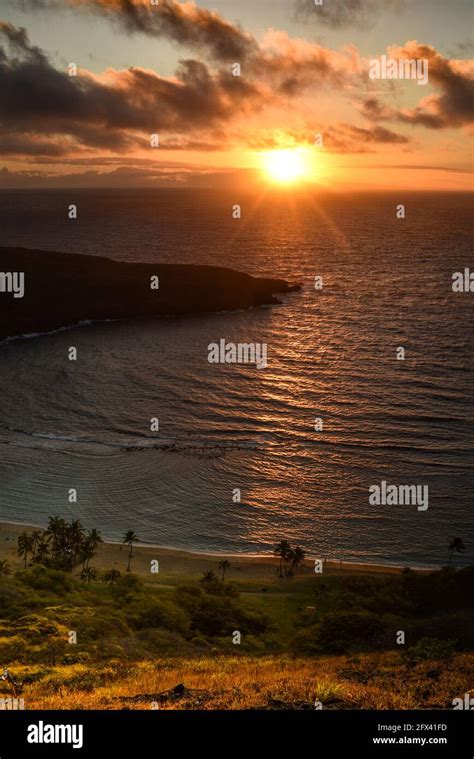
[0,1,473,190]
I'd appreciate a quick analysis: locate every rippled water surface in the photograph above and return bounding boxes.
[0,189,472,566]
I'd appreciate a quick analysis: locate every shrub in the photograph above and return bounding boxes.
[114,574,144,601]
[0,637,28,662]
[0,582,30,616]
[292,627,322,655]
[404,637,456,665]
[174,584,203,611]
[16,566,77,594]
[128,598,189,634]
[203,581,240,599]
[137,628,187,653]
[190,595,269,638]
[452,567,474,607]
[319,611,386,653]
[69,610,131,640]
[295,611,386,654]
[190,635,211,650]
[406,612,474,650]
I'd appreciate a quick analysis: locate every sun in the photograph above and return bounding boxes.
[261,148,312,185]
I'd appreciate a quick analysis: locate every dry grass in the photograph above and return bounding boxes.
[6,652,473,711]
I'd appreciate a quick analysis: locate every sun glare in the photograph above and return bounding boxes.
[262,148,312,185]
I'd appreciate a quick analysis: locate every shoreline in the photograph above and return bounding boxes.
[0,520,434,575]
[0,317,118,346]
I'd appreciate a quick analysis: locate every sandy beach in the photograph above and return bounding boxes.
[0,520,431,584]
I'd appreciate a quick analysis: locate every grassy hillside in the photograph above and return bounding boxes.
[0,521,472,710]
[7,653,474,710]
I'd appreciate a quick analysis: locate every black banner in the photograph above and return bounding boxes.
[0,710,472,757]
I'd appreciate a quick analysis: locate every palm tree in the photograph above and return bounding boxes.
[88,528,102,551]
[0,560,11,576]
[17,532,34,568]
[273,540,291,577]
[218,559,230,581]
[103,568,121,592]
[81,567,97,588]
[288,546,305,575]
[88,528,102,554]
[448,537,466,567]
[30,531,42,559]
[122,530,138,572]
[81,544,95,572]
[45,516,66,561]
[67,519,84,570]
[81,529,103,571]
[34,539,49,564]
[199,570,218,587]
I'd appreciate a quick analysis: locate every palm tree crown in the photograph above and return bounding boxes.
[122,531,138,571]
[448,537,466,566]
[274,540,292,577]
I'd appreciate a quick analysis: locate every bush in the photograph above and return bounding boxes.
[69,610,131,641]
[114,574,144,601]
[320,611,386,653]
[336,592,362,611]
[340,576,383,596]
[202,581,240,599]
[174,583,204,611]
[406,611,474,650]
[190,594,269,638]
[294,611,386,655]
[0,637,28,662]
[291,626,316,654]
[452,567,474,607]
[401,569,464,614]
[129,598,189,634]
[190,635,211,650]
[405,637,456,665]
[137,628,188,654]
[0,582,30,616]
[16,566,78,594]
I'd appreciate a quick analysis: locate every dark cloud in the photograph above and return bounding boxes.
[0,132,72,156]
[19,1,358,95]
[249,35,352,94]
[59,1,353,90]
[344,123,409,144]
[0,21,265,158]
[357,96,393,121]
[1,3,468,176]
[21,0,258,63]
[359,43,474,130]
[294,0,403,30]
[323,122,409,153]
[395,42,474,128]
[0,20,34,52]
[0,12,358,162]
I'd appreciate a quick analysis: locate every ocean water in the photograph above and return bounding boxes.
[0,189,472,567]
